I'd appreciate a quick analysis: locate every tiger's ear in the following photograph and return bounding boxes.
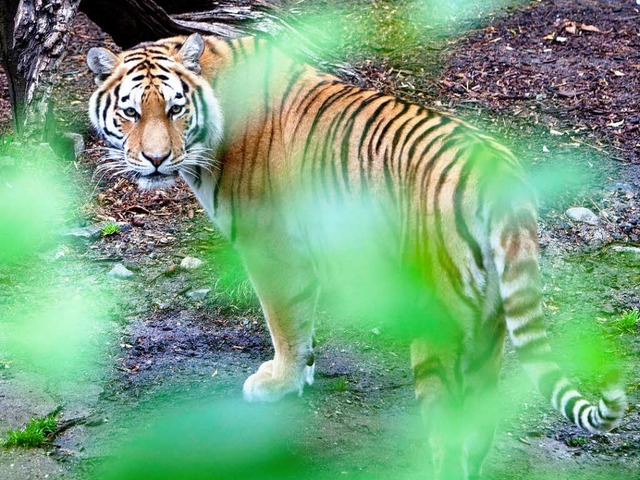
[87,47,118,84]
[178,34,205,73]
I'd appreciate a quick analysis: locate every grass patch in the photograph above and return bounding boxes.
[101,222,121,237]
[566,436,587,447]
[607,309,639,335]
[0,134,14,155]
[328,376,348,392]
[3,413,57,448]
[210,276,259,314]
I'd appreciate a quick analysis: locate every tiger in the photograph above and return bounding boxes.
[86,33,626,479]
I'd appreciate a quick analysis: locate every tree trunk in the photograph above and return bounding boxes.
[0,0,81,138]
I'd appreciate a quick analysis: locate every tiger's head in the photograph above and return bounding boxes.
[87,34,222,189]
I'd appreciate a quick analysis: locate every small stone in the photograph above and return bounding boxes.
[186,288,210,300]
[54,246,70,260]
[180,256,204,270]
[131,216,145,227]
[108,263,134,279]
[565,207,599,226]
[600,304,616,315]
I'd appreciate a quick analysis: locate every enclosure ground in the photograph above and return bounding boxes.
[0,1,639,479]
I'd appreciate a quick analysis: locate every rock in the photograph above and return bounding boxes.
[186,288,210,300]
[611,245,640,255]
[107,263,134,279]
[600,304,616,315]
[180,256,204,270]
[606,183,634,193]
[62,133,85,160]
[62,225,102,242]
[565,207,599,226]
[115,221,132,233]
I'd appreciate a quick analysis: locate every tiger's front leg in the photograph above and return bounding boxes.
[241,250,319,402]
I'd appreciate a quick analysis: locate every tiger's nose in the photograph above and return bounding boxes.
[141,151,171,167]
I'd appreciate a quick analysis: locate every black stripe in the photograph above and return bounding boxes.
[432,143,477,309]
[454,147,484,270]
[339,94,383,193]
[287,281,319,307]
[576,402,591,429]
[505,296,541,319]
[502,259,538,283]
[145,48,168,55]
[601,395,622,411]
[554,384,575,413]
[389,107,420,180]
[504,286,541,316]
[193,165,202,188]
[510,314,545,338]
[102,93,111,124]
[516,336,549,360]
[413,357,446,383]
[564,394,581,422]
[357,98,393,185]
[300,87,357,176]
[213,164,223,211]
[279,66,309,114]
[374,103,411,155]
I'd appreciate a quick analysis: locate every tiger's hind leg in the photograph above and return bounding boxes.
[411,309,505,480]
[461,318,506,479]
[241,251,319,402]
[411,338,468,480]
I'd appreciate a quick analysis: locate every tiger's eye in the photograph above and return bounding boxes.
[170,104,183,116]
[123,107,137,118]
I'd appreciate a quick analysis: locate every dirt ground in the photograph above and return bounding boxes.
[0,0,639,479]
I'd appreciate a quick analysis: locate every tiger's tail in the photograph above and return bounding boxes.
[491,202,626,433]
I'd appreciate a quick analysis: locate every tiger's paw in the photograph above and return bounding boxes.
[242,360,315,402]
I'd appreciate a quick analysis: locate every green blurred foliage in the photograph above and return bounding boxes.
[0,141,108,385]
[279,0,523,64]
[0,163,65,264]
[100,401,308,480]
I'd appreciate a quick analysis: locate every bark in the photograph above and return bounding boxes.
[79,0,283,49]
[78,0,358,81]
[0,0,81,137]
